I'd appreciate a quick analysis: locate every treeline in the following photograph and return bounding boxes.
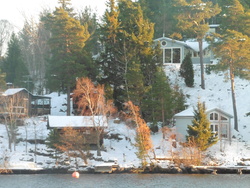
[0,0,250,127]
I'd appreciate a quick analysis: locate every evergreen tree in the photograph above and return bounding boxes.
[139,0,179,38]
[218,0,250,36]
[180,53,194,87]
[99,0,159,109]
[43,7,90,115]
[174,0,221,89]
[0,68,6,91]
[99,0,124,109]
[142,68,172,125]
[2,33,29,88]
[126,60,147,106]
[187,101,218,151]
[213,30,250,131]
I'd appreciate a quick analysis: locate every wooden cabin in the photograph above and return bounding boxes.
[0,88,51,118]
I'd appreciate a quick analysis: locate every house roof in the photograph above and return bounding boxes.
[154,36,210,52]
[3,88,32,96]
[174,107,233,119]
[47,115,108,129]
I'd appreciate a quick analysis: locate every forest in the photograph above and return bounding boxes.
[0,0,250,129]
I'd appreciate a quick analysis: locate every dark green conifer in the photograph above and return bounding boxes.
[187,101,218,151]
[180,53,194,87]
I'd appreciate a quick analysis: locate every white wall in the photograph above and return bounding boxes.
[175,117,193,141]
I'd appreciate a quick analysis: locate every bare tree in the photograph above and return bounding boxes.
[55,127,89,164]
[0,93,28,151]
[73,77,116,156]
[123,101,153,168]
[19,10,51,94]
[0,20,13,56]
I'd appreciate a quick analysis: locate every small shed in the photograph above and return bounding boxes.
[47,115,108,146]
[173,108,233,142]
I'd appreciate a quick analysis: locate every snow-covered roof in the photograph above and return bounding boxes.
[174,107,233,118]
[3,88,32,96]
[47,115,108,128]
[185,40,210,52]
[174,108,194,118]
[154,36,210,52]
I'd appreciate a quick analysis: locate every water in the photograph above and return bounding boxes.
[0,174,250,188]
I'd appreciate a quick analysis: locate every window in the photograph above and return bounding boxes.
[209,113,219,121]
[215,113,218,120]
[210,113,213,120]
[221,124,228,138]
[173,48,181,63]
[210,124,218,137]
[164,48,181,64]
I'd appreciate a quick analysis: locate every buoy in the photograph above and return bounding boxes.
[211,169,217,175]
[72,171,80,178]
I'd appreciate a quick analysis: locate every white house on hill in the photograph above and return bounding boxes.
[154,36,213,65]
[173,108,233,143]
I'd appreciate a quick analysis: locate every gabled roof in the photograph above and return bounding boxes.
[174,107,233,119]
[47,115,108,129]
[3,88,32,96]
[154,36,210,52]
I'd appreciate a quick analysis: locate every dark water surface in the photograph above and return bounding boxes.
[0,174,250,188]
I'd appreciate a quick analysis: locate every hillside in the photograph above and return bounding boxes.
[1,65,250,171]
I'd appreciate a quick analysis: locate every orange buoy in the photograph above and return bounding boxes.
[72,171,80,178]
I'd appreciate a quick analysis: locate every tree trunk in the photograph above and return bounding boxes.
[96,129,101,156]
[67,85,71,116]
[229,64,238,131]
[198,40,205,89]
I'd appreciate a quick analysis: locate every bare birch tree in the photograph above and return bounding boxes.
[0,20,13,56]
[0,93,28,151]
[73,77,116,156]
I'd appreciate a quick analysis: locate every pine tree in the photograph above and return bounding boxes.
[139,0,179,38]
[142,68,172,125]
[213,30,250,131]
[187,101,218,151]
[99,0,158,109]
[180,53,194,87]
[98,0,125,109]
[218,0,250,36]
[174,0,221,89]
[2,33,29,88]
[43,7,90,115]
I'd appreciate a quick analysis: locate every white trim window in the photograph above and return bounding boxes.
[165,47,181,64]
[210,124,218,137]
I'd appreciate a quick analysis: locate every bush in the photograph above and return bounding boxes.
[180,53,194,87]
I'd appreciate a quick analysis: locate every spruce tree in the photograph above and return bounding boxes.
[187,101,218,151]
[142,68,172,125]
[43,7,90,115]
[3,33,29,88]
[99,0,158,109]
[180,53,194,87]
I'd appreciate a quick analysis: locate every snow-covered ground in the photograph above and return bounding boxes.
[1,64,250,170]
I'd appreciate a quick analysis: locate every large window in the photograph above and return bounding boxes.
[209,112,228,121]
[165,48,181,63]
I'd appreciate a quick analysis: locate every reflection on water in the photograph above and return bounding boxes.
[0,174,249,188]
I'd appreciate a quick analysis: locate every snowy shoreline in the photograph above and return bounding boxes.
[1,165,250,175]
